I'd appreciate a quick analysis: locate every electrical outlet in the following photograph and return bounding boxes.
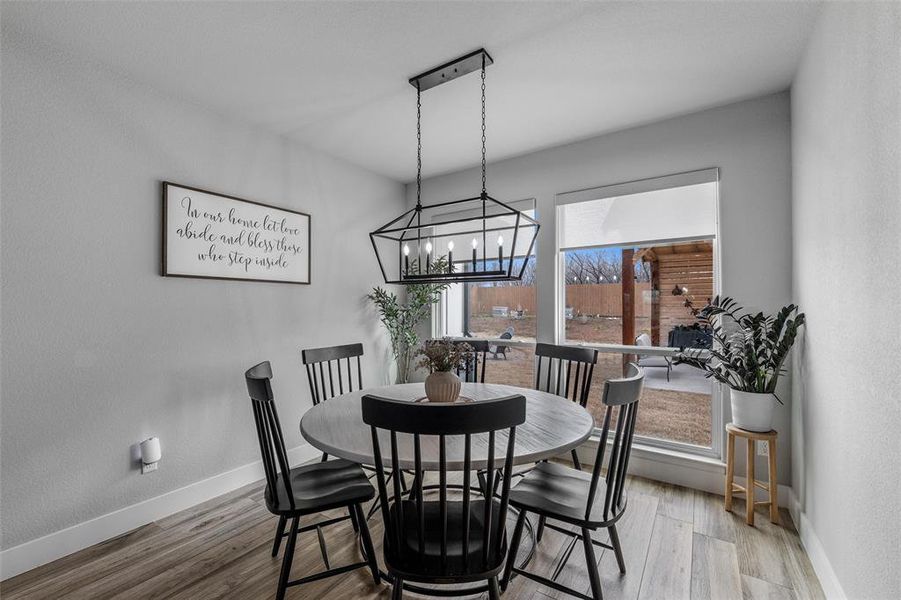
[141,461,159,474]
[757,441,769,457]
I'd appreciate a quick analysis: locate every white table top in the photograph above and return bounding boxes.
[300,382,595,471]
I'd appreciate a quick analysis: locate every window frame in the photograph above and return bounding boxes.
[554,168,723,459]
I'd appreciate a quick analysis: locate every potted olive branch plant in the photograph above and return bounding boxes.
[367,256,450,384]
[417,338,474,402]
[676,296,805,432]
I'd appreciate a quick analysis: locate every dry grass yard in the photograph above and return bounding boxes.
[469,315,712,447]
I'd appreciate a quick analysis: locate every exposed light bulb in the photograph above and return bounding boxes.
[448,241,455,251]
[403,244,410,256]
[425,241,432,253]
[472,238,478,249]
[497,235,504,247]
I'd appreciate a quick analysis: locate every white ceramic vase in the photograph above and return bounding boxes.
[730,389,776,432]
[424,371,462,403]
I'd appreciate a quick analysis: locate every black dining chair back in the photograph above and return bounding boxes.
[245,361,380,600]
[534,342,599,407]
[429,339,490,383]
[532,342,599,472]
[302,342,364,405]
[362,394,526,599]
[246,361,295,507]
[587,362,644,521]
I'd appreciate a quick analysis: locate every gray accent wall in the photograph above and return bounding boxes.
[1,28,403,549]
[408,92,795,485]
[791,3,901,599]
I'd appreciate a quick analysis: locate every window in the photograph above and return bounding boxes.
[557,170,719,450]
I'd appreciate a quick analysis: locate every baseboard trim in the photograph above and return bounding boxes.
[788,490,847,600]
[0,443,321,581]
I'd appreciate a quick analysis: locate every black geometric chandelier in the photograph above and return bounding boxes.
[370,48,539,285]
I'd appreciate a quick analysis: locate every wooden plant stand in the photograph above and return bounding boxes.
[725,423,779,526]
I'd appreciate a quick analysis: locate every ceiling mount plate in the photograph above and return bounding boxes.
[409,48,493,92]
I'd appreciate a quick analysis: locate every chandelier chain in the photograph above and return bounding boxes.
[481,57,487,196]
[416,82,422,208]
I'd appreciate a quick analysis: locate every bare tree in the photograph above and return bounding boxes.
[493,255,536,287]
[565,250,623,283]
[514,255,537,286]
[635,260,652,283]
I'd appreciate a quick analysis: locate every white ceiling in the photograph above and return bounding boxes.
[3,1,821,182]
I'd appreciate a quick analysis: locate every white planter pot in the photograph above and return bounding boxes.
[730,389,776,432]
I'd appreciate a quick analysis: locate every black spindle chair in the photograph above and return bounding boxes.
[302,343,365,462]
[362,393,526,600]
[502,364,644,600]
[430,339,489,383]
[267,343,369,553]
[534,343,599,470]
[301,342,409,523]
[244,362,380,600]
[477,343,599,504]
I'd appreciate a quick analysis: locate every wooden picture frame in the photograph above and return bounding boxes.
[162,182,311,284]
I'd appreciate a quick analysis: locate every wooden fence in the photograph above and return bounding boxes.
[470,283,653,318]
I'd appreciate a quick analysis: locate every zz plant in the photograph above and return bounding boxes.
[677,296,805,403]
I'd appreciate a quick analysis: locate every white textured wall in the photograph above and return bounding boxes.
[409,93,795,482]
[791,3,901,599]
[0,29,403,549]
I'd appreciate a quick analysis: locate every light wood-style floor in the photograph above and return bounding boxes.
[1,474,824,600]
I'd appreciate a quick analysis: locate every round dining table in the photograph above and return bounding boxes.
[300,382,595,470]
[300,382,594,596]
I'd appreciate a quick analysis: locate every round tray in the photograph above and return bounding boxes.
[412,395,475,404]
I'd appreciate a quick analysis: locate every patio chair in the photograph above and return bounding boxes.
[635,333,672,381]
[489,327,514,360]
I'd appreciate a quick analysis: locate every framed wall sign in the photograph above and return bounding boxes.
[162,182,311,284]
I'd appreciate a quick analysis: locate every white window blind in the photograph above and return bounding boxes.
[557,170,717,250]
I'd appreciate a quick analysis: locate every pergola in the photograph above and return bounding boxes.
[625,240,714,346]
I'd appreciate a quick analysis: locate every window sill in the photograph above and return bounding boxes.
[580,433,723,469]
[574,433,727,494]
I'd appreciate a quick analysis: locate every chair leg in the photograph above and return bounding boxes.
[581,527,604,600]
[570,448,583,471]
[537,515,547,542]
[354,504,381,585]
[275,517,299,600]
[271,515,287,557]
[609,523,626,573]
[501,510,527,590]
[348,504,360,533]
[391,576,404,600]
[477,470,488,496]
[316,525,330,569]
[488,576,501,600]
